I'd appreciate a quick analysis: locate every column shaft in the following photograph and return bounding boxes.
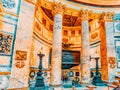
[50,14,62,86]
[81,20,90,83]
[105,21,116,82]
[50,1,66,86]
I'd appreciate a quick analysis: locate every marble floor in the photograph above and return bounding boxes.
[29,85,117,90]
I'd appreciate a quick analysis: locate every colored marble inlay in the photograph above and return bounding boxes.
[0,32,13,55]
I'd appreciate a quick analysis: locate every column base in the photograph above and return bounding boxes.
[50,84,62,87]
[92,75,107,86]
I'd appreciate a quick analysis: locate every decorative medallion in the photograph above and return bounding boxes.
[15,50,27,60]
[90,30,99,43]
[91,32,98,39]
[0,32,13,55]
[1,0,15,9]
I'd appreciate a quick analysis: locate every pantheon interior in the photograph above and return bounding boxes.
[0,0,120,90]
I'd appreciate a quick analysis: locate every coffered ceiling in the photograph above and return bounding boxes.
[41,7,81,27]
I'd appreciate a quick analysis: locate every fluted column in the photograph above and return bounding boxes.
[80,9,91,83]
[50,1,66,86]
[100,12,116,82]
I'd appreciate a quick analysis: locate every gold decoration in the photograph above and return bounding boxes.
[101,12,114,21]
[79,9,92,20]
[15,50,27,60]
[109,57,115,64]
[15,61,25,68]
[110,64,115,69]
[52,1,66,15]
[108,57,116,69]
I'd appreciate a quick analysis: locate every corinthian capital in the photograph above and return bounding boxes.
[52,1,66,15]
[79,9,92,20]
[101,12,114,21]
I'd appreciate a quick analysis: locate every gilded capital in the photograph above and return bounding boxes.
[52,1,66,15]
[79,9,92,20]
[101,12,114,21]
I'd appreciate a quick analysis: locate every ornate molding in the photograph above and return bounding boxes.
[79,9,92,20]
[52,1,66,15]
[101,12,114,21]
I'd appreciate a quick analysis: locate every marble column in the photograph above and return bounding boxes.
[8,1,35,88]
[50,1,66,86]
[80,9,91,83]
[102,12,116,82]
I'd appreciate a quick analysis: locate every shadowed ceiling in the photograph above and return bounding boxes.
[41,7,81,27]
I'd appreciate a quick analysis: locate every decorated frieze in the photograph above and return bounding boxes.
[101,12,114,21]
[79,9,92,20]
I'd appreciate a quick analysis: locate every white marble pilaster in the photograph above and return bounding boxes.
[8,1,35,88]
[104,12,116,82]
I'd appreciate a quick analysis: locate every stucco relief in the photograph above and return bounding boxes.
[52,1,66,15]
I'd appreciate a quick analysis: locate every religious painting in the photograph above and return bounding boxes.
[0,32,13,55]
[15,50,27,60]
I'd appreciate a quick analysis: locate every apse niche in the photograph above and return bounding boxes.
[62,50,80,69]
